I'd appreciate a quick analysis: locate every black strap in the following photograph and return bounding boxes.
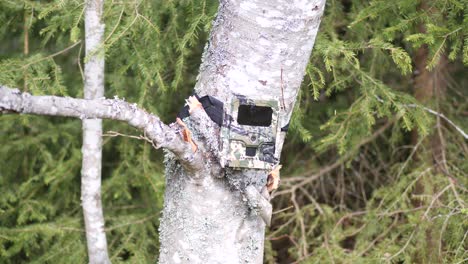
[177,93,224,126]
[178,94,289,132]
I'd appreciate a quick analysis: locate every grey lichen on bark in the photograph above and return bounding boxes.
[0,86,202,171]
[0,0,326,262]
[158,0,326,263]
[195,0,326,157]
[81,0,110,263]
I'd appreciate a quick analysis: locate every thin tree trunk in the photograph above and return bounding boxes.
[158,1,326,263]
[412,45,447,264]
[413,39,448,171]
[23,9,29,91]
[82,0,110,263]
[411,3,448,262]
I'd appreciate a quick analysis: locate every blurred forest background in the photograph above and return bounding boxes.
[0,0,466,263]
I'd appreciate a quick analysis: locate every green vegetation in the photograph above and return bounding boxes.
[0,0,466,263]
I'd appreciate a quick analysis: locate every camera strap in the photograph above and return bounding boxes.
[177,93,224,126]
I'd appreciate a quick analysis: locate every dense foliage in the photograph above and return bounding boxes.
[0,0,466,263]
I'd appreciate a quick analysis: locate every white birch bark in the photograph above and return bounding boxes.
[158,1,326,263]
[82,0,109,263]
[0,0,326,262]
[0,86,204,170]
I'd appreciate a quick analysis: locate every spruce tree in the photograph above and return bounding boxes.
[0,0,466,263]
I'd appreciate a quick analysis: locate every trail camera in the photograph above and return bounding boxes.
[220,97,280,170]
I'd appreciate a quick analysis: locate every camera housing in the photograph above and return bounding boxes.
[220,97,280,170]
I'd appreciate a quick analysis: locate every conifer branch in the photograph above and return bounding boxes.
[409,104,468,140]
[0,86,204,171]
[374,95,467,139]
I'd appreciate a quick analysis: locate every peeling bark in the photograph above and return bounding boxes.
[0,0,326,262]
[158,1,326,263]
[0,86,202,171]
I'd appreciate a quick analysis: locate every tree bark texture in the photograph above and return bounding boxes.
[412,45,447,264]
[81,0,110,263]
[413,40,449,171]
[0,86,201,170]
[158,1,326,263]
[0,0,326,262]
[411,3,448,263]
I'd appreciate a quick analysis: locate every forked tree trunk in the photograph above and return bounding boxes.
[158,1,326,263]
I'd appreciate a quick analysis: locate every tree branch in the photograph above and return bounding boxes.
[374,95,467,139]
[0,86,204,171]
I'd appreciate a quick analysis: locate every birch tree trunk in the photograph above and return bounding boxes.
[158,1,326,263]
[81,0,110,263]
[0,0,326,262]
